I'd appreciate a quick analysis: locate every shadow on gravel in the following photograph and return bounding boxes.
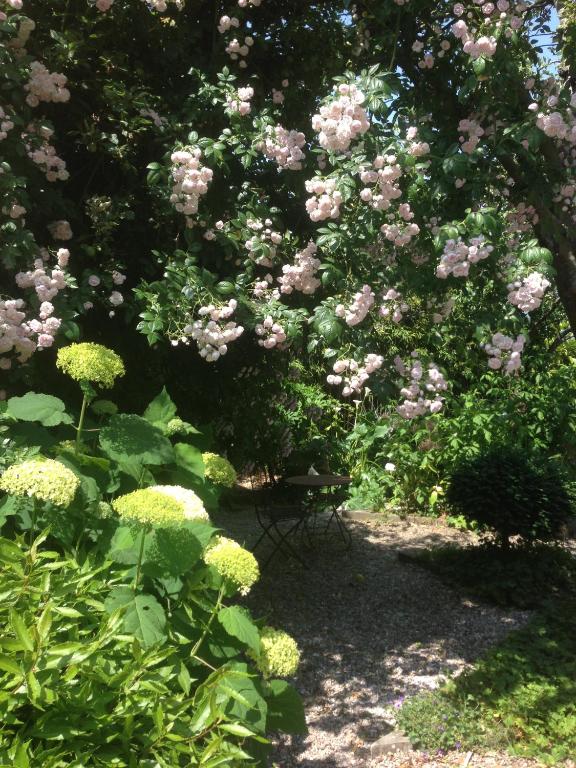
[212,507,529,768]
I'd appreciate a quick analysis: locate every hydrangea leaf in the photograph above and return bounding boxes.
[265,680,307,735]
[104,586,167,649]
[144,521,217,577]
[108,525,141,565]
[6,393,73,427]
[218,606,261,653]
[143,387,177,428]
[55,456,101,505]
[90,399,118,416]
[0,496,19,528]
[218,662,268,735]
[174,443,205,480]
[116,456,155,486]
[100,414,174,466]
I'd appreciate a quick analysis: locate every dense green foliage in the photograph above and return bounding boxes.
[344,339,576,513]
[398,601,576,764]
[447,448,573,546]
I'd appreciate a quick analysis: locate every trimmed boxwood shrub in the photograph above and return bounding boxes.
[447,448,573,547]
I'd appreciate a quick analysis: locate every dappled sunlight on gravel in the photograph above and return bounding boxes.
[213,511,538,768]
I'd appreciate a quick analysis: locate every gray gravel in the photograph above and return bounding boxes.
[213,510,532,768]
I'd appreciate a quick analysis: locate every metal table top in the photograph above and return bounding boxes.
[284,474,352,488]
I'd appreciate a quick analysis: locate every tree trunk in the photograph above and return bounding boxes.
[535,207,576,338]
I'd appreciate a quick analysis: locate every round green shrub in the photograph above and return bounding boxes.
[447,448,573,547]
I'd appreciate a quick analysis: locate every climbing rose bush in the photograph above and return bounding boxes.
[0,0,573,457]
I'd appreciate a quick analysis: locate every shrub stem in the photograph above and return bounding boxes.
[75,393,88,454]
[134,527,148,591]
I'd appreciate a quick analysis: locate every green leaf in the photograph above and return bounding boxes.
[0,495,18,528]
[26,670,41,702]
[177,662,193,695]
[144,520,215,577]
[442,154,469,178]
[108,525,141,565]
[100,414,174,466]
[265,680,307,734]
[104,587,167,648]
[56,457,100,505]
[174,443,205,480]
[472,56,486,75]
[13,741,30,768]
[6,393,72,427]
[219,723,257,737]
[143,387,177,428]
[116,457,155,485]
[45,642,84,656]
[0,538,24,564]
[37,604,52,642]
[0,654,22,676]
[10,610,34,652]
[219,663,267,734]
[218,606,261,653]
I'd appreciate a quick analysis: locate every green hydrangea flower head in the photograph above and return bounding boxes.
[203,536,259,595]
[202,452,237,488]
[0,458,80,508]
[97,501,114,519]
[252,626,300,678]
[112,485,208,528]
[165,417,192,436]
[56,343,125,388]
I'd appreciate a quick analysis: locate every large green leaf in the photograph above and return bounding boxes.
[108,525,142,565]
[4,423,55,451]
[442,153,469,178]
[9,609,34,652]
[104,587,167,648]
[143,387,177,428]
[174,443,205,479]
[6,393,72,427]
[99,414,174,466]
[144,520,216,577]
[0,496,19,528]
[56,456,100,505]
[265,680,307,734]
[218,606,260,653]
[219,663,268,734]
[109,520,215,575]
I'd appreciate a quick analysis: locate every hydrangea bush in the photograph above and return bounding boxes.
[0,351,305,764]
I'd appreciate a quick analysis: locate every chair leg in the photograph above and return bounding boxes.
[324,507,353,550]
[253,520,281,553]
[261,518,309,570]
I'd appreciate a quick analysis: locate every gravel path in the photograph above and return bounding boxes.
[213,510,536,768]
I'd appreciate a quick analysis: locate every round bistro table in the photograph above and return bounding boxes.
[284,474,352,488]
[284,474,353,549]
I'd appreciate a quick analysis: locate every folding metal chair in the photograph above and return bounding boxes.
[252,481,311,569]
